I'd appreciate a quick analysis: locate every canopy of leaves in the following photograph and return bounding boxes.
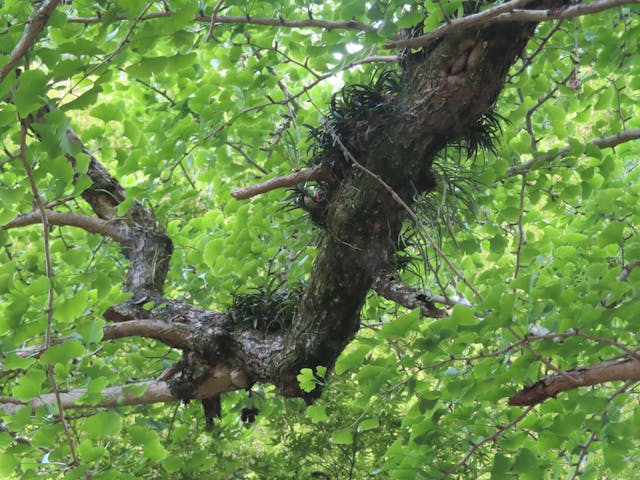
[1,0,639,479]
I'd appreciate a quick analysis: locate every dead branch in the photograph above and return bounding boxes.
[0,380,175,415]
[3,210,128,243]
[509,359,640,406]
[231,165,331,200]
[0,0,60,83]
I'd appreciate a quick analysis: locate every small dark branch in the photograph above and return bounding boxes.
[509,20,564,80]
[509,359,640,406]
[228,141,268,175]
[231,165,331,200]
[386,0,635,50]
[62,1,154,101]
[132,76,176,106]
[570,430,598,480]
[67,11,374,32]
[506,128,640,176]
[385,0,535,49]
[513,175,527,279]
[440,405,536,478]
[372,273,448,318]
[103,319,193,350]
[0,0,60,82]
[3,210,129,244]
[510,327,580,385]
[205,0,225,42]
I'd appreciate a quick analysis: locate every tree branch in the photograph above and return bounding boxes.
[103,319,193,350]
[509,359,640,406]
[386,0,636,50]
[0,380,175,415]
[372,273,450,318]
[67,11,374,32]
[0,0,60,83]
[3,210,129,243]
[231,165,332,200]
[506,128,640,176]
[385,0,535,49]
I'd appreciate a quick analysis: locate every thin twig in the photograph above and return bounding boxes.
[18,120,79,466]
[59,1,155,103]
[513,174,527,280]
[440,405,536,478]
[67,11,374,32]
[205,0,225,42]
[507,128,640,176]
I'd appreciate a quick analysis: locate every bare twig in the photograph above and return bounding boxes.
[0,0,60,83]
[205,0,225,42]
[508,20,564,80]
[231,165,331,199]
[440,405,536,478]
[506,128,640,176]
[386,0,636,50]
[60,1,155,102]
[18,120,79,466]
[513,174,527,279]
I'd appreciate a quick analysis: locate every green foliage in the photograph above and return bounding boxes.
[1,0,639,479]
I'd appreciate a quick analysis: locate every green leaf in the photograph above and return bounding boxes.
[13,368,46,401]
[53,290,89,323]
[450,304,475,326]
[40,339,85,364]
[306,405,328,423]
[332,429,353,445]
[358,417,379,432]
[380,308,420,338]
[14,70,49,115]
[84,411,122,439]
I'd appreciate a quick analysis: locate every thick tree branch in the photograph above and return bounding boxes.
[509,359,640,406]
[231,165,332,200]
[103,319,193,350]
[3,210,128,243]
[67,11,373,32]
[387,0,637,49]
[0,0,60,83]
[506,128,640,176]
[0,380,175,415]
